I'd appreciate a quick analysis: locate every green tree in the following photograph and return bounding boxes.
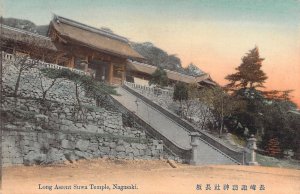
[173,82,188,101]
[149,67,168,87]
[225,47,268,136]
[173,82,188,116]
[224,46,298,157]
[232,88,266,135]
[180,83,199,119]
[183,84,213,130]
[263,89,294,101]
[260,100,299,155]
[225,46,267,91]
[198,87,246,137]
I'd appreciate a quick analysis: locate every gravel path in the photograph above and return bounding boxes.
[3,159,300,194]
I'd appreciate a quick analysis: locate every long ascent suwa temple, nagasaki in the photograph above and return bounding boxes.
[1,15,215,86]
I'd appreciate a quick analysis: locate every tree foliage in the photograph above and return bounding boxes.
[225,46,267,91]
[149,67,168,87]
[132,42,182,71]
[133,42,206,77]
[260,100,299,155]
[184,63,203,76]
[225,47,279,136]
[171,83,213,128]
[224,46,299,156]
[185,84,212,130]
[173,82,188,102]
[263,89,294,101]
[198,87,246,136]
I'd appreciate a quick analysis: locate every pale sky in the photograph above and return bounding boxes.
[1,0,300,106]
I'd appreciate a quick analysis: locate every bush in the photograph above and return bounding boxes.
[173,82,188,102]
[149,67,168,87]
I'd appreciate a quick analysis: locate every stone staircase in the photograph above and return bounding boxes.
[111,85,244,165]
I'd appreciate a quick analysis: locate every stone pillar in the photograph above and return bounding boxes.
[189,132,201,165]
[244,134,259,166]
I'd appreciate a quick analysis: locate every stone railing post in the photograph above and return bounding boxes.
[189,132,201,165]
[244,134,259,165]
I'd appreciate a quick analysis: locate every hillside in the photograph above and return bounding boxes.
[131,42,204,76]
[2,17,49,36]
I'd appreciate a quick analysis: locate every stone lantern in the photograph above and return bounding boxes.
[244,134,259,165]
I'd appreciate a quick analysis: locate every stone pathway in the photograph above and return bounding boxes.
[112,87,236,165]
[113,87,191,149]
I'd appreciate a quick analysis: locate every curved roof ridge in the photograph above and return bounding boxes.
[53,14,129,43]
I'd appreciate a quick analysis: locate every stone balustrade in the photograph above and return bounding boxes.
[2,51,89,76]
[2,52,14,60]
[124,81,173,96]
[123,81,174,111]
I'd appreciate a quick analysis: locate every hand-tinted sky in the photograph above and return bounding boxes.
[1,0,300,106]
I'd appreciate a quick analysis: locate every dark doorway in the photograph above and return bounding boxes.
[89,60,109,82]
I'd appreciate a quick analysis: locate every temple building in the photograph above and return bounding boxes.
[1,15,215,86]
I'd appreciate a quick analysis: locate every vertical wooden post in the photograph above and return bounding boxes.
[67,58,71,67]
[109,63,113,85]
[55,56,59,64]
[121,64,126,84]
[84,55,89,72]
[70,56,75,68]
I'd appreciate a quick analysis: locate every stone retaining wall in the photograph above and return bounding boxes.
[3,61,95,105]
[2,97,146,139]
[2,129,163,167]
[1,61,177,166]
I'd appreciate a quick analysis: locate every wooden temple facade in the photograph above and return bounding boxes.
[47,15,144,85]
[1,15,215,87]
[1,15,143,85]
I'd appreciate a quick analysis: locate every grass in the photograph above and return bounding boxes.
[230,133,246,147]
[257,153,300,169]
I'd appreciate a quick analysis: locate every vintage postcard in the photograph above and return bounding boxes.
[0,0,299,194]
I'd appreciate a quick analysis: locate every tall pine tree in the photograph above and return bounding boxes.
[225,46,267,136]
[225,46,267,91]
